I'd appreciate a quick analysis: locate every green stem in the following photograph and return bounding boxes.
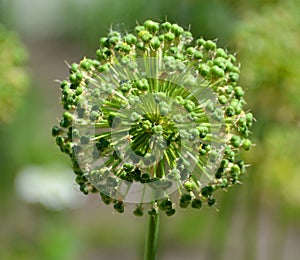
[144,211,160,260]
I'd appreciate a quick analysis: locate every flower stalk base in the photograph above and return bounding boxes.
[144,211,160,260]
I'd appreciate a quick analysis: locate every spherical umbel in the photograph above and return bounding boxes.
[52,20,254,216]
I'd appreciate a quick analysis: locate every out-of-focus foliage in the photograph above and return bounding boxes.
[0,24,28,123]
[63,0,237,47]
[235,0,300,213]
[0,0,300,259]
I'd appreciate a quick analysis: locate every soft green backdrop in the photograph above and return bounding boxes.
[0,0,299,259]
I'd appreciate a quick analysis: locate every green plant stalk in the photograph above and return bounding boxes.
[144,211,160,260]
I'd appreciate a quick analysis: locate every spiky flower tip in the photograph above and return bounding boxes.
[0,24,28,123]
[52,20,253,216]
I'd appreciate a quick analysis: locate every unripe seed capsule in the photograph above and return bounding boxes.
[216,48,227,58]
[150,37,161,49]
[133,206,144,217]
[52,126,62,137]
[226,106,235,117]
[208,198,216,206]
[230,164,240,175]
[114,201,124,213]
[242,139,252,150]
[231,135,241,148]
[211,65,225,78]
[179,194,192,208]
[204,40,216,50]
[246,113,253,124]
[218,95,227,105]
[196,38,205,46]
[171,24,184,36]
[160,22,172,31]
[70,63,78,73]
[99,37,108,47]
[229,72,239,82]
[164,32,175,42]
[124,34,137,45]
[194,51,203,59]
[201,186,213,197]
[234,86,244,98]
[165,209,176,216]
[191,198,202,209]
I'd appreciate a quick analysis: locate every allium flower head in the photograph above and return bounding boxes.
[53,20,253,216]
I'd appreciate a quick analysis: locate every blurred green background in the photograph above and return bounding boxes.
[0,0,299,259]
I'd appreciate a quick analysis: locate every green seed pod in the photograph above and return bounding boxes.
[226,106,235,117]
[204,40,217,50]
[231,135,241,148]
[150,36,161,49]
[197,126,208,138]
[246,112,253,125]
[75,87,83,96]
[201,186,213,197]
[165,208,176,216]
[186,47,195,55]
[52,126,63,137]
[179,194,192,208]
[70,63,79,73]
[139,31,152,42]
[171,24,184,36]
[56,136,64,146]
[211,65,225,78]
[191,198,202,209]
[114,201,125,213]
[184,181,196,192]
[124,34,137,45]
[133,206,144,217]
[196,38,206,46]
[198,64,211,77]
[60,118,71,128]
[207,198,216,206]
[80,60,91,71]
[229,72,239,82]
[216,48,227,58]
[214,57,226,70]
[135,25,145,34]
[218,95,228,105]
[69,73,78,84]
[144,20,160,33]
[99,37,109,47]
[193,51,203,59]
[148,207,158,216]
[164,32,175,42]
[160,22,172,31]
[220,159,229,169]
[158,198,173,211]
[215,168,224,179]
[242,139,252,151]
[230,164,241,176]
[63,112,74,121]
[234,86,244,98]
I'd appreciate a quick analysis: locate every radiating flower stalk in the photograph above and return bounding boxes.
[52,20,253,260]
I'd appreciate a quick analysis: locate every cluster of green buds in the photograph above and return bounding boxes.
[52,20,253,216]
[0,24,28,123]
